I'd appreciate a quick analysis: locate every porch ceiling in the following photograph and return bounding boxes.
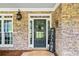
[0,3,56,8]
[0,3,60,11]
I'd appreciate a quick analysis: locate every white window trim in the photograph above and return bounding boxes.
[0,14,13,47]
[28,14,51,49]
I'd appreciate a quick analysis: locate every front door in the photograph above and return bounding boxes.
[34,19,46,48]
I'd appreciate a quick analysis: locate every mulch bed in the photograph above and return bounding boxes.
[0,50,27,56]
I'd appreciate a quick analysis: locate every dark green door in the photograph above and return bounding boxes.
[34,19,46,48]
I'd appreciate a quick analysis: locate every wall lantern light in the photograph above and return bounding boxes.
[16,9,22,20]
[55,20,58,27]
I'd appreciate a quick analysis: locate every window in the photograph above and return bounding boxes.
[48,20,50,44]
[30,20,32,44]
[0,20,2,44]
[0,14,13,47]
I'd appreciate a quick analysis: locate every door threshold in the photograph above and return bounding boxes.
[30,48,48,51]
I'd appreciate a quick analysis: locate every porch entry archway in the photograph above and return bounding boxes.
[28,14,51,49]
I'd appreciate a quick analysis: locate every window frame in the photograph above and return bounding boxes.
[0,14,13,47]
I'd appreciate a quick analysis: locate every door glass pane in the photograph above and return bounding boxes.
[5,33,10,44]
[5,33,13,44]
[0,20,1,44]
[4,20,13,44]
[4,20,12,32]
[10,33,13,44]
[36,32,44,39]
[34,20,46,39]
[48,20,50,44]
[34,19,46,47]
[30,20,32,44]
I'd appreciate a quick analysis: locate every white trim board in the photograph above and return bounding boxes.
[0,4,60,11]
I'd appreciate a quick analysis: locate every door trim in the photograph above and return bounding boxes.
[28,14,51,49]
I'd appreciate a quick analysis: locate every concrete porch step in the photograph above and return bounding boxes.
[21,50,54,56]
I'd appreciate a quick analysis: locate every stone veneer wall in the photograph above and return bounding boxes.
[0,11,50,50]
[52,4,62,55]
[0,11,28,50]
[13,11,28,50]
[53,3,79,56]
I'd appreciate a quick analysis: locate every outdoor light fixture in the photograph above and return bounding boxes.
[55,20,58,27]
[16,9,22,20]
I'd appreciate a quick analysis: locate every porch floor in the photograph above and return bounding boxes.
[21,50,54,56]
